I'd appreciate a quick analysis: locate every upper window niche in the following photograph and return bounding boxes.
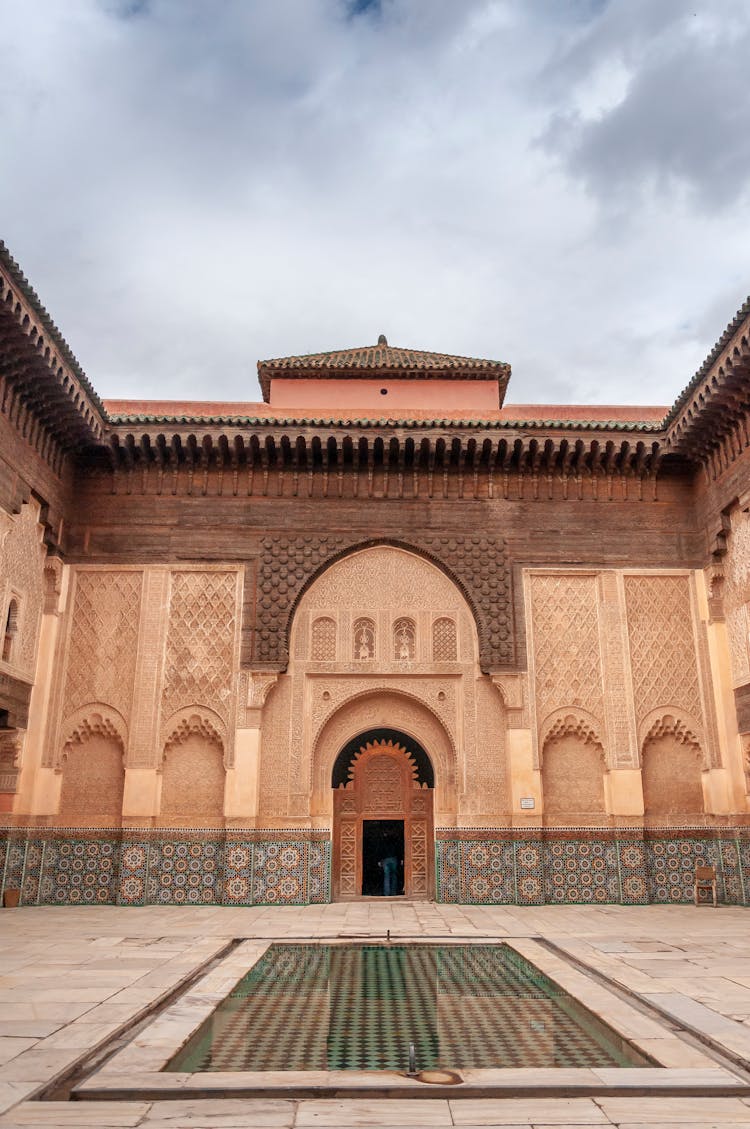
[393,617,416,661]
[432,617,457,662]
[2,598,19,663]
[311,616,337,661]
[353,617,376,661]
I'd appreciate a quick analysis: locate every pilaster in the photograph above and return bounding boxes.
[128,570,170,768]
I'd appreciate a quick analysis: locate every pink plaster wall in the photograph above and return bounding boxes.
[269,377,500,411]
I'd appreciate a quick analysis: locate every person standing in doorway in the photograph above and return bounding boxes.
[379,854,398,896]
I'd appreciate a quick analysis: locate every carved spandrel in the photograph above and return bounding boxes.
[254,534,513,672]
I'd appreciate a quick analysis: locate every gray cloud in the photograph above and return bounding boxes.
[538,0,750,207]
[0,0,748,406]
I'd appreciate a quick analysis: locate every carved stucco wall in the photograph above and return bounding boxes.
[0,500,46,682]
[527,572,606,764]
[724,505,750,690]
[51,569,143,763]
[161,569,239,755]
[624,573,718,766]
[527,569,717,772]
[258,545,507,823]
[49,566,242,783]
[253,534,512,671]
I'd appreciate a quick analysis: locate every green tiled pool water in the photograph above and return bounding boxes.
[167,943,652,1073]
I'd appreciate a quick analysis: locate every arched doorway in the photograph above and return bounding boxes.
[332,729,435,900]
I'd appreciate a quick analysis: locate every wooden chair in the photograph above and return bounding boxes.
[694,865,718,906]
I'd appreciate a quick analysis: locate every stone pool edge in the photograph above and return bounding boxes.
[71,936,749,1101]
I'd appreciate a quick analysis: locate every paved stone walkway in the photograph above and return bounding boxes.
[0,902,748,1126]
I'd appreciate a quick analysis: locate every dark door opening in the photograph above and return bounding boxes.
[362,820,404,896]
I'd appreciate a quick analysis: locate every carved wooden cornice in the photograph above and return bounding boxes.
[99,428,665,501]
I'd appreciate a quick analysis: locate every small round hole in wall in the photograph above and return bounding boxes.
[437,691,446,702]
[380,388,388,395]
[322,691,331,701]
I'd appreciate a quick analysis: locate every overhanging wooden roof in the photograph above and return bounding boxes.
[0,242,106,451]
[257,336,512,403]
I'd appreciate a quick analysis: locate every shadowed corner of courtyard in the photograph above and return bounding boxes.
[0,902,749,1127]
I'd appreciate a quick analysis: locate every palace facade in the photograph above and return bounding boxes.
[1,240,749,907]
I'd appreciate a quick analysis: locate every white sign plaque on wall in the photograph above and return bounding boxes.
[519,797,535,810]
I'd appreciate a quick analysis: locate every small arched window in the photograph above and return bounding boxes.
[2,599,19,663]
[311,616,336,661]
[353,617,376,661]
[432,617,457,661]
[393,617,416,661]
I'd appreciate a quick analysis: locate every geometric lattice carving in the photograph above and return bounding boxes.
[353,617,376,661]
[0,501,46,677]
[254,533,512,671]
[63,570,143,723]
[311,616,336,661]
[393,617,416,661]
[0,728,24,793]
[345,739,420,794]
[362,754,404,814]
[162,571,237,726]
[625,575,702,725]
[529,573,604,742]
[433,617,457,661]
[724,507,750,687]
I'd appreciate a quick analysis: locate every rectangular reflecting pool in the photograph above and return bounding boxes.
[166,943,652,1073]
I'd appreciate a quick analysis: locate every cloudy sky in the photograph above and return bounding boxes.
[1,0,749,406]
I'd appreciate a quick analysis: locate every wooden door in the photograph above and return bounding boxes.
[332,738,434,900]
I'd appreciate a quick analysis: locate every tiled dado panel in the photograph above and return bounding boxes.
[435,829,750,906]
[0,830,330,907]
[1,828,746,905]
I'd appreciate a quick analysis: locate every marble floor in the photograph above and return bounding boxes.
[0,901,749,1127]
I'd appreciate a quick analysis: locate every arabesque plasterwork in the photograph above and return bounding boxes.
[0,500,46,680]
[724,504,750,688]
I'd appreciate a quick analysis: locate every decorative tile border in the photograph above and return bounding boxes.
[1,826,747,905]
[435,828,750,906]
[0,828,331,908]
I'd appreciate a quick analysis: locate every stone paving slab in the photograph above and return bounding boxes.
[1,904,750,1126]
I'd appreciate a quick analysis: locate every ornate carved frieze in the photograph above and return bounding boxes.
[253,533,512,673]
[0,727,24,793]
[0,500,46,680]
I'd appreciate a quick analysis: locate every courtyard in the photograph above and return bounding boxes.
[0,902,749,1127]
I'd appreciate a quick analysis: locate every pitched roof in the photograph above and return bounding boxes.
[257,336,511,402]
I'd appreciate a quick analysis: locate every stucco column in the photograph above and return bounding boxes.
[122,769,161,818]
[604,769,644,816]
[16,560,66,816]
[492,674,542,825]
[696,570,747,813]
[225,672,278,821]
